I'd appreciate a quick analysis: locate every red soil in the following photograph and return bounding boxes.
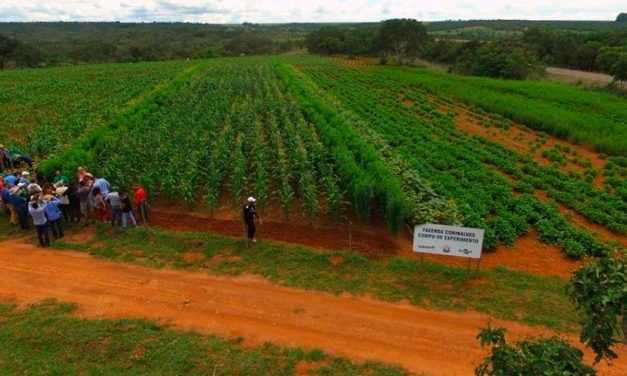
[150,210,400,258]
[1,242,624,375]
[149,207,584,279]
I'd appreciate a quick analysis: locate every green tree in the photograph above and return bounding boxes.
[0,34,19,70]
[453,39,544,79]
[569,255,627,363]
[377,18,427,62]
[305,27,345,54]
[596,47,627,85]
[573,41,603,71]
[475,326,596,375]
[616,13,627,22]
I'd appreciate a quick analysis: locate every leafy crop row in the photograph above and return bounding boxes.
[0,60,194,157]
[287,56,614,257]
[379,66,627,156]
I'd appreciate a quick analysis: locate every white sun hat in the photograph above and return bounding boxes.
[247,196,256,203]
[21,171,30,176]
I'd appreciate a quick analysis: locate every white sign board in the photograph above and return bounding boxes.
[413,223,484,259]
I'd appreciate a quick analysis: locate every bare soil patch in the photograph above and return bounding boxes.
[1,241,624,375]
[150,205,584,278]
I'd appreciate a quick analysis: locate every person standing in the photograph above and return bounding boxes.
[76,167,91,183]
[18,171,30,185]
[133,183,148,225]
[27,179,42,196]
[66,182,80,222]
[4,172,17,187]
[28,195,49,247]
[119,190,137,228]
[77,180,92,225]
[242,197,262,243]
[92,187,109,223]
[54,182,70,221]
[1,183,10,214]
[105,187,122,226]
[43,194,63,239]
[0,145,10,169]
[93,176,110,198]
[53,170,70,185]
[6,187,20,226]
[9,188,28,230]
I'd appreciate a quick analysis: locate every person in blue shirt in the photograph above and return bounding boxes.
[18,171,30,185]
[1,185,9,208]
[2,186,17,225]
[43,195,63,239]
[4,173,17,187]
[9,188,29,230]
[93,176,110,198]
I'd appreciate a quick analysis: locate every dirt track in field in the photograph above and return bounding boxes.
[149,209,585,278]
[545,67,614,86]
[1,241,625,375]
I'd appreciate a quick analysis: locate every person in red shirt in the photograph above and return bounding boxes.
[76,166,93,184]
[133,183,148,225]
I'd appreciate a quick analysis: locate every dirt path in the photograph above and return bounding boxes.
[150,210,399,257]
[150,209,585,278]
[1,241,625,375]
[546,67,615,87]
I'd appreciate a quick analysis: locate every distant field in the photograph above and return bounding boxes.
[380,66,627,156]
[0,60,195,157]
[425,19,626,32]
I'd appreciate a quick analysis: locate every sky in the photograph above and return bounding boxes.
[0,0,624,23]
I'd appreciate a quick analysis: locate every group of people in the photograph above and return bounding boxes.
[1,162,148,247]
[0,146,268,247]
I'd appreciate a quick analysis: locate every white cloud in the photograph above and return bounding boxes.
[0,0,623,22]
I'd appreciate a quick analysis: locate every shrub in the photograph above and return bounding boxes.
[475,326,595,375]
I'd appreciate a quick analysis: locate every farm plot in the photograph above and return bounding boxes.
[281,55,624,257]
[0,60,195,157]
[44,58,459,233]
[378,66,627,156]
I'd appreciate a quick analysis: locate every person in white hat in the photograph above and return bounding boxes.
[242,196,262,243]
[18,171,30,185]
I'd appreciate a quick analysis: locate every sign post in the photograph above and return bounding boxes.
[412,223,485,273]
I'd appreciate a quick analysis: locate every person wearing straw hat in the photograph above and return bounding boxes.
[43,193,63,239]
[54,181,70,222]
[242,196,262,243]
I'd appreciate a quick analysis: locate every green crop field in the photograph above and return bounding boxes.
[2,55,625,260]
[0,60,195,157]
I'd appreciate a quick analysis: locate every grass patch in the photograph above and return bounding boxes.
[0,299,406,375]
[48,225,580,333]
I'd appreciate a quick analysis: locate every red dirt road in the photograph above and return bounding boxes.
[1,241,625,375]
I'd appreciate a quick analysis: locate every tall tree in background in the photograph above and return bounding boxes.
[597,47,627,86]
[0,34,19,70]
[377,18,427,62]
[616,13,627,22]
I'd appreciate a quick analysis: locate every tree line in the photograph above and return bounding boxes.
[0,22,305,69]
[1,19,625,82]
[306,18,627,82]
